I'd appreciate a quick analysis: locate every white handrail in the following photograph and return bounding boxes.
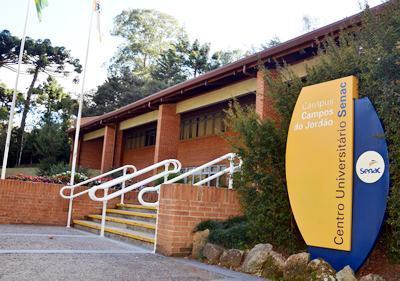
[88,159,181,202]
[138,153,242,207]
[60,165,137,230]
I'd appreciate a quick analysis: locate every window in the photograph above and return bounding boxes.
[124,125,157,150]
[180,111,225,140]
[181,165,227,187]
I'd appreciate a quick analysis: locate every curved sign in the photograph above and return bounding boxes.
[286,76,389,271]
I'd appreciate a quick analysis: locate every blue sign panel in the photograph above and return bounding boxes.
[308,97,390,271]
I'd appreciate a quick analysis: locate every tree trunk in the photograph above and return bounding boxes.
[16,67,39,166]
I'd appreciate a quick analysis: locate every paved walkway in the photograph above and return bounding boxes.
[0,225,264,281]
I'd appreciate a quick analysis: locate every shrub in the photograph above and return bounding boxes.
[208,222,250,250]
[38,162,89,177]
[194,217,251,249]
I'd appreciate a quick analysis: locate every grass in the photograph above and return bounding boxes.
[0,167,39,176]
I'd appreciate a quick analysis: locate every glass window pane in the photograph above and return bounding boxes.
[205,115,214,135]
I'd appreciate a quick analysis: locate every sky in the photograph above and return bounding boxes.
[0,0,383,98]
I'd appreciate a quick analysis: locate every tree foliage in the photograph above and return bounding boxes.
[86,10,244,116]
[84,70,165,116]
[14,36,81,165]
[0,30,20,68]
[110,9,186,77]
[226,0,400,256]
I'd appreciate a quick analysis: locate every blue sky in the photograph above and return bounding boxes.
[1,0,382,97]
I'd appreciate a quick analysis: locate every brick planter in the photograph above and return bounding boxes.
[156,183,242,256]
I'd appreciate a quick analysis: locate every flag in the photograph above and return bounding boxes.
[34,0,48,22]
[93,0,102,42]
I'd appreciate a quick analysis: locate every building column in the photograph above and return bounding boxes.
[255,69,278,121]
[154,104,180,163]
[113,128,123,168]
[100,125,116,173]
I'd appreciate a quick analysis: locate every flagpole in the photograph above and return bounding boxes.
[1,0,31,180]
[66,4,95,228]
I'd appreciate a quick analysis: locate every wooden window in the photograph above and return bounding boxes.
[180,111,226,140]
[124,123,157,151]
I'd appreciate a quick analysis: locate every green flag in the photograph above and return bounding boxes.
[34,0,48,21]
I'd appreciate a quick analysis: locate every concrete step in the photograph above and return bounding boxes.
[73,219,155,249]
[88,214,156,234]
[116,203,158,214]
[106,209,157,223]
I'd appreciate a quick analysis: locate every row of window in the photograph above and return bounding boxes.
[123,112,226,150]
[124,127,156,150]
[181,165,228,187]
[180,112,226,140]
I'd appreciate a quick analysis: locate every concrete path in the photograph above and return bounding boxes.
[0,225,264,281]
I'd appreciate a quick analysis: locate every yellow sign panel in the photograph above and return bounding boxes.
[286,76,358,251]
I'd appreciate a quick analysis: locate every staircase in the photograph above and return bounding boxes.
[73,203,157,250]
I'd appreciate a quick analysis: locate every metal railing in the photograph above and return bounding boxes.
[87,159,181,237]
[138,153,242,207]
[59,153,241,242]
[59,165,137,232]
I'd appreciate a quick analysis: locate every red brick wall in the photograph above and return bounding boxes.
[154,104,180,162]
[256,69,279,120]
[122,146,155,169]
[79,137,103,170]
[0,180,120,225]
[156,183,242,256]
[0,179,155,226]
[177,135,231,167]
[101,125,116,173]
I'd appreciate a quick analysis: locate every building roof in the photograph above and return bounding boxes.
[70,3,385,133]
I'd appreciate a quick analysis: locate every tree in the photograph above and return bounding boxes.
[260,36,281,50]
[15,38,81,165]
[110,9,186,77]
[0,83,22,124]
[209,49,244,69]
[84,70,165,116]
[151,41,188,86]
[0,30,20,68]
[32,77,76,170]
[185,39,212,77]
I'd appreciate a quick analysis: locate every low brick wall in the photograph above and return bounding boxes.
[156,183,242,256]
[0,179,154,226]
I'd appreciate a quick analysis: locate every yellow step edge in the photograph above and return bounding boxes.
[73,220,155,244]
[117,203,158,211]
[106,209,157,219]
[88,215,156,230]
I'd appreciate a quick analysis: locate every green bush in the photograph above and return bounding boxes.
[194,220,222,232]
[226,1,400,258]
[209,222,250,250]
[194,217,251,249]
[38,162,89,177]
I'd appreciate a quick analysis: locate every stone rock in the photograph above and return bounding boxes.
[191,229,209,258]
[202,243,224,264]
[219,249,244,268]
[283,252,311,281]
[307,258,336,281]
[261,250,286,280]
[336,266,357,281]
[241,243,273,275]
[359,273,386,281]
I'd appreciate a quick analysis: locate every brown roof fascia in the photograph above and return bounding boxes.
[71,2,386,132]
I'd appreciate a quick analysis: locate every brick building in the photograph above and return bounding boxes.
[69,9,370,175]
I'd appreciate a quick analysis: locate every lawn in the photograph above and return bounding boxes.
[0,167,38,176]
